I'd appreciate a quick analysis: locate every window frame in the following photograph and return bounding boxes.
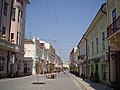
[3,1,8,16]
[12,8,16,21]
[102,32,105,50]
[96,38,98,52]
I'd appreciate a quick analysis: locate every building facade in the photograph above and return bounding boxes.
[54,55,63,72]
[106,0,120,88]
[0,0,12,78]
[75,3,110,85]
[0,0,29,78]
[24,37,57,75]
[77,36,87,77]
[24,37,43,75]
[69,0,120,88]
[9,0,30,77]
[69,47,79,75]
[85,6,109,84]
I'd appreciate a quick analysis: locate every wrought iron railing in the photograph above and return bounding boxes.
[107,16,120,37]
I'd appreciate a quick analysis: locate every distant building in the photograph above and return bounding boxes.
[77,36,87,77]
[55,55,63,72]
[69,47,79,75]
[24,37,44,75]
[63,61,69,69]
[24,37,57,75]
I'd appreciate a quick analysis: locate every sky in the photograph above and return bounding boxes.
[25,0,105,61]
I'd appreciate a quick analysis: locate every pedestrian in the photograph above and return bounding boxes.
[0,74,1,79]
[90,72,94,82]
[82,73,85,81]
[81,73,83,78]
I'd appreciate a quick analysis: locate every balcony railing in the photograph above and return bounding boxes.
[107,16,120,37]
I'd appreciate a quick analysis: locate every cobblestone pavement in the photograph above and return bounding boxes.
[0,72,86,90]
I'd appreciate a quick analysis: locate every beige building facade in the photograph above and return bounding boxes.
[69,47,79,75]
[106,0,120,88]
[77,36,87,77]
[24,37,57,75]
[0,0,29,78]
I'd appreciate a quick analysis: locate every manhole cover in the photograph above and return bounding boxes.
[31,82,45,85]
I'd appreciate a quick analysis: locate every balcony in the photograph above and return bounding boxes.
[107,16,120,37]
[0,39,21,52]
[0,39,15,51]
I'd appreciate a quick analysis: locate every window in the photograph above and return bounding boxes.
[16,32,19,44]
[16,32,21,45]
[12,8,16,21]
[18,9,20,22]
[4,1,8,16]
[2,26,5,35]
[11,33,14,42]
[18,9,22,22]
[87,45,90,56]
[11,33,14,40]
[112,8,117,32]
[112,8,116,22]
[0,56,4,71]
[96,38,98,52]
[102,32,105,49]
[92,42,94,54]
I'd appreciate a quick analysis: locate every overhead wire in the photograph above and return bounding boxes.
[44,0,59,41]
[30,0,75,59]
[32,0,52,39]
[53,0,62,39]
[53,0,63,53]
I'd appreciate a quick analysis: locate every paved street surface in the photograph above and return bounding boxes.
[0,72,86,90]
[0,71,113,90]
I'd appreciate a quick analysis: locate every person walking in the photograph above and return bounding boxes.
[82,73,85,81]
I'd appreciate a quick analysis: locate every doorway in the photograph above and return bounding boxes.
[115,51,120,88]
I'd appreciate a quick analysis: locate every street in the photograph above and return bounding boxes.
[0,72,86,90]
